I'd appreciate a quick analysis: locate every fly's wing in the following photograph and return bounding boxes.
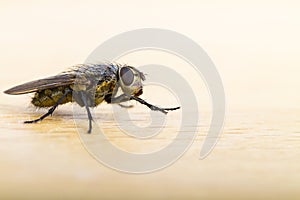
[4,64,119,95]
[4,73,76,95]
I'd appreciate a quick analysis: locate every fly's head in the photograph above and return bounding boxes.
[118,65,145,97]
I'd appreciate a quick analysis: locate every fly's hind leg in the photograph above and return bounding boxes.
[24,89,71,124]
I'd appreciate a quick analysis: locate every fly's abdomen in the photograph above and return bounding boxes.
[32,87,72,107]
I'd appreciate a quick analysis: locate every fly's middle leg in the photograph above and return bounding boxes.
[78,91,93,134]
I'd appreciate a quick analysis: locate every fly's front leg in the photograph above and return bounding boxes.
[108,94,130,103]
[107,94,180,113]
[118,104,134,109]
[129,96,180,114]
[105,94,133,108]
[105,94,132,105]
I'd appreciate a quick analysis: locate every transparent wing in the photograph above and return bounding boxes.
[4,73,76,95]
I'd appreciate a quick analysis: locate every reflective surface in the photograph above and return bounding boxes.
[0,103,299,199]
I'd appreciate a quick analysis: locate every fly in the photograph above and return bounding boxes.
[4,63,180,133]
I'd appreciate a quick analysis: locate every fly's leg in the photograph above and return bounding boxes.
[78,91,93,134]
[118,103,134,109]
[107,93,130,104]
[129,96,180,114]
[24,89,71,124]
[106,94,134,108]
[108,94,180,114]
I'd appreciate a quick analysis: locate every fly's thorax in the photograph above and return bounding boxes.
[67,64,120,107]
[93,78,117,106]
[70,75,89,91]
[31,86,72,107]
[118,65,145,97]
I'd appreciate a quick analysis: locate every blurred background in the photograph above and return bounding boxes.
[0,0,299,199]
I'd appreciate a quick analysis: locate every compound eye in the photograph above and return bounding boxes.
[120,67,134,86]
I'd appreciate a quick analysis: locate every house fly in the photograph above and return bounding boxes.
[4,63,180,133]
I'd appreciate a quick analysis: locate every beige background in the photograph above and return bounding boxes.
[0,1,299,199]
